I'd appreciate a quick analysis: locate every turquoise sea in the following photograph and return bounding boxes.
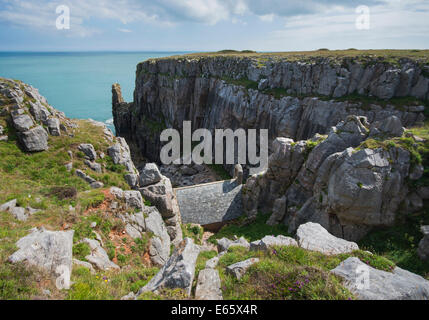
[0,52,186,131]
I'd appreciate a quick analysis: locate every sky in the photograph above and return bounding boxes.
[0,0,428,52]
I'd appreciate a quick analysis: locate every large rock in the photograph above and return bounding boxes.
[331,257,429,300]
[19,125,49,152]
[8,228,74,289]
[371,115,404,137]
[226,258,259,280]
[296,222,359,255]
[266,196,287,226]
[0,199,17,212]
[139,176,175,218]
[217,237,250,252]
[139,163,162,187]
[78,144,97,160]
[137,238,200,297]
[145,208,171,266]
[123,190,144,211]
[107,137,137,174]
[250,235,298,252]
[12,114,34,132]
[195,268,223,300]
[47,118,61,136]
[82,238,119,271]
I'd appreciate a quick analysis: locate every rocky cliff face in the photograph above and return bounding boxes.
[113,54,428,164]
[113,54,428,241]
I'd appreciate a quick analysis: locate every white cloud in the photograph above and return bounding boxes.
[0,0,427,46]
[259,14,274,22]
[118,28,132,33]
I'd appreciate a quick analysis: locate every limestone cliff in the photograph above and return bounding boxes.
[113,53,428,164]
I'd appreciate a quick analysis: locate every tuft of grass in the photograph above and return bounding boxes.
[78,190,105,210]
[208,212,291,244]
[73,242,91,261]
[182,224,204,245]
[217,245,355,300]
[67,266,159,300]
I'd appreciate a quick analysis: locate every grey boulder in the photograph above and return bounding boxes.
[82,238,120,271]
[195,268,223,300]
[139,163,162,187]
[226,258,259,280]
[8,227,74,289]
[78,143,97,160]
[217,237,250,252]
[250,235,298,251]
[331,257,429,300]
[19,126,49,152]
[296,222,359,255]
[137,238,200,297]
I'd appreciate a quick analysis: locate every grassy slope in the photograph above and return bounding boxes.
[0,92,165,299]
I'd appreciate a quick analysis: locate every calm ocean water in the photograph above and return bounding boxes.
[0,52,186,131]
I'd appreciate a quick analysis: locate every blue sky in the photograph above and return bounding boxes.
[0,0,428,52]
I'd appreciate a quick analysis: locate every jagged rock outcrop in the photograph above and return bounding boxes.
[136,238,200,297]
[0,78,73,152]
[113,56,426,164]
[112,187,171,266]
[331,257,429,300]
[244,114,424,241]
[81,238,120,271]
[8,227,74,289]
[195,268,223,300]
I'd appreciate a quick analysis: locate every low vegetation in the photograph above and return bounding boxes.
[208,212,291,244]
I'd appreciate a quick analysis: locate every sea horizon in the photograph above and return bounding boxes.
[0,51,189,131]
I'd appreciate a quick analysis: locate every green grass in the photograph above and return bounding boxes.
[358,204,429,278]
[208,212,291,244]
[216,245,397,300]
[182,223,204,245]
[155,49,429,64]
[207,164,232,180]
[78,190,105,210]
[67,265,159,300]
[217,246,355,300]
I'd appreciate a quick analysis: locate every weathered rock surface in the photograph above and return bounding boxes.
[8,228,74,289]
[139,163,162,187]
[19,126,49,152]
[107,137,137,174]
[82,238,120,271]
[195,268,223,300]
[113,56,426,164]
[331,257,429,300]
[250,235,298,251]
[145,208,171,266]
[296,222,359,255]
[78,144,97,161]
[137,238,200,297]
[217,237,250,252]
[73,258,96,274]
[226,258,259,280]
